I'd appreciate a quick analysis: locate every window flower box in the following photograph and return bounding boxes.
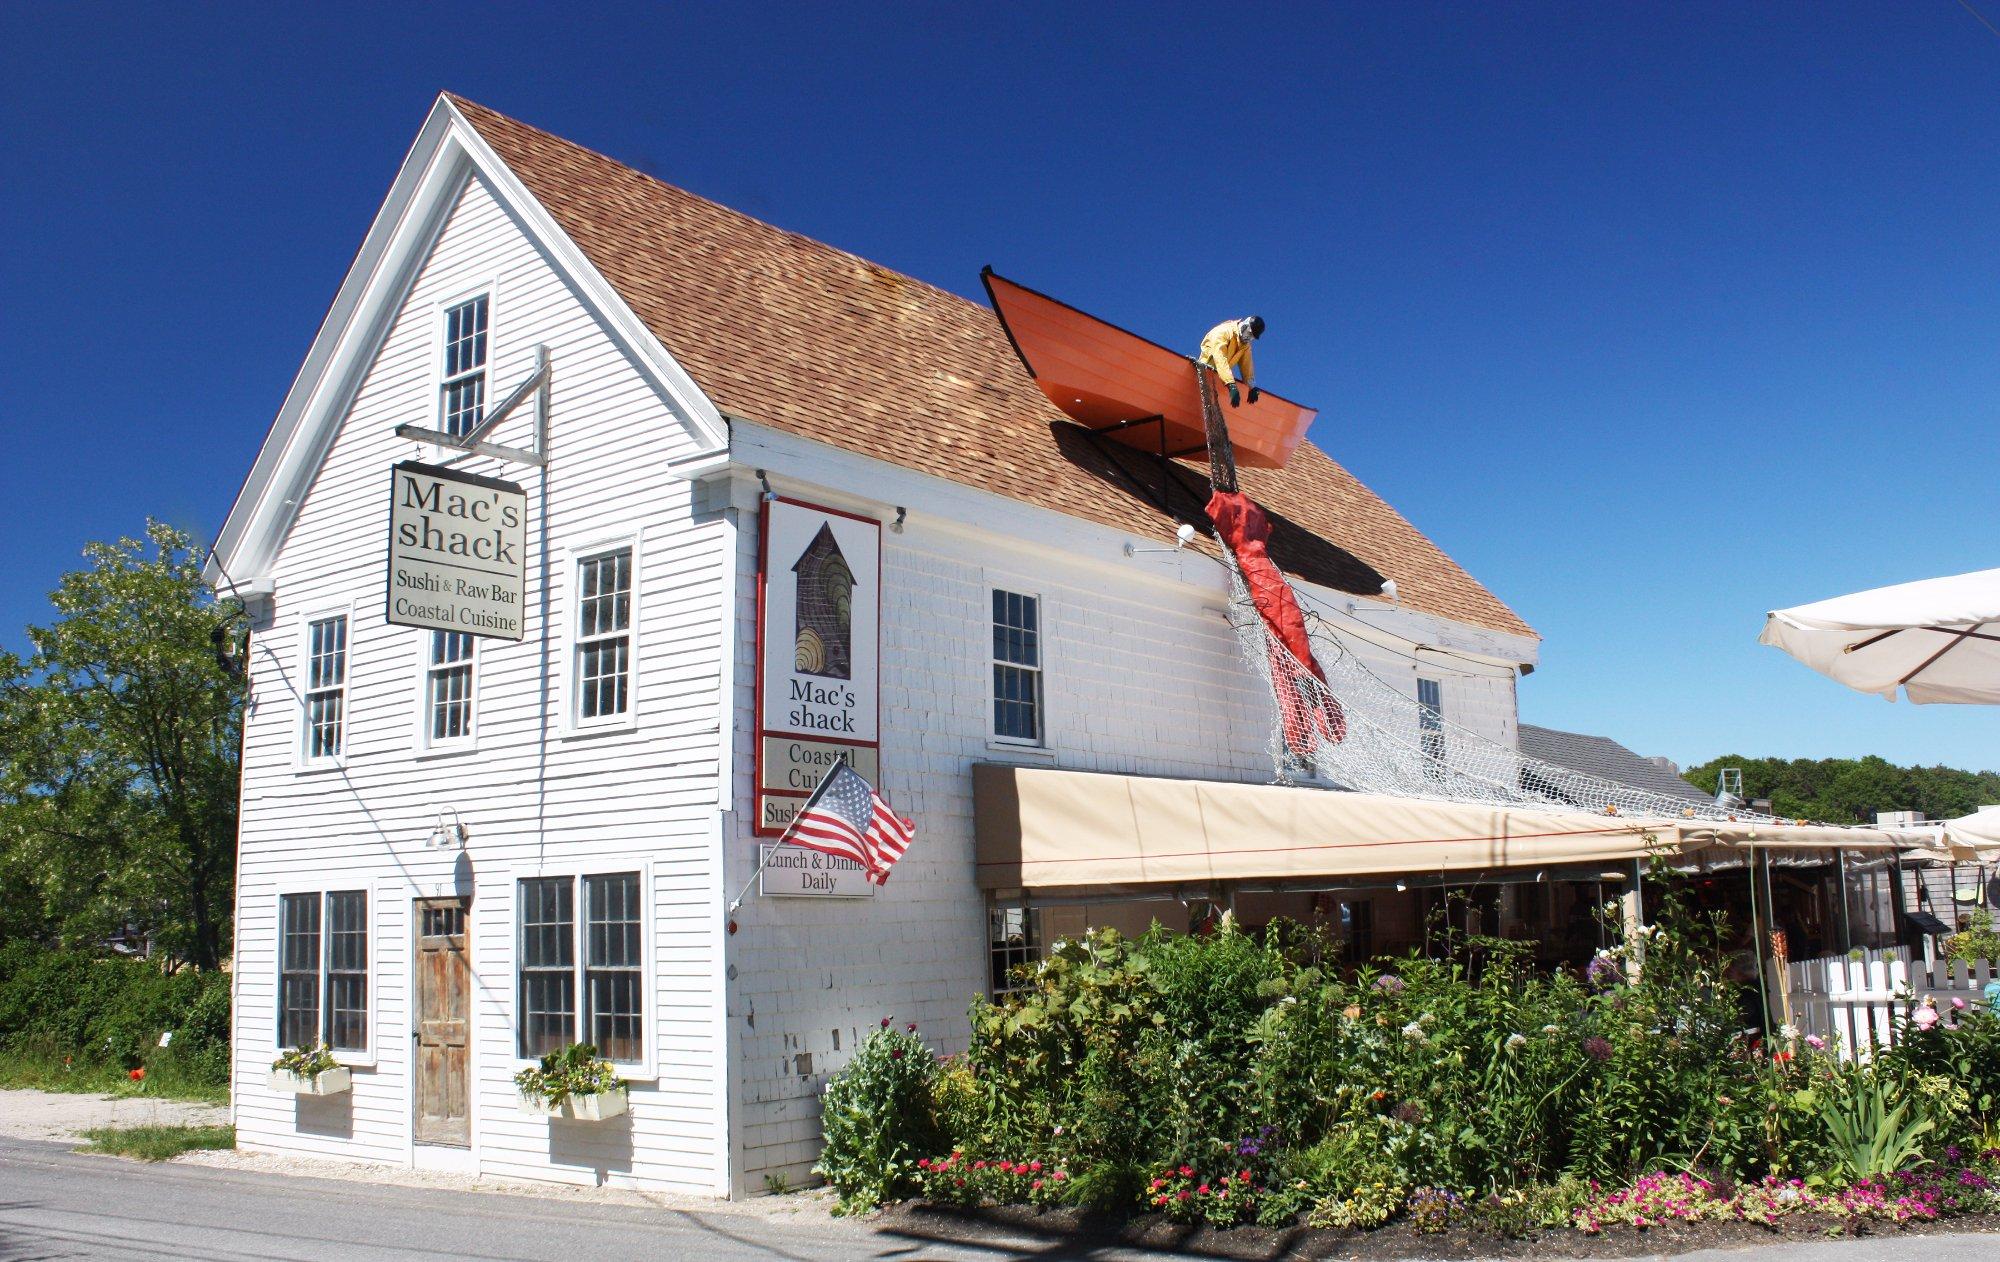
[515,1042,627,1121]
[516,1087,628,1121]
[269,1065,351,1096]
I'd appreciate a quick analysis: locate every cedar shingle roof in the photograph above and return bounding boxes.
[450,96,1535,641]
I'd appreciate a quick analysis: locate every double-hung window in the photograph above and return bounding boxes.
[440,295,489,437]
[279,890,368,1053]
[1417,677,1445,770]
[303,615,348,763]
[991,589,1043,744]
[517,872,645,1064]
[574,547,633,724]
[424,631,475,746]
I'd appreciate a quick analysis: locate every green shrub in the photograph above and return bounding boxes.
[814,1020,942,1213]
[1881,1006,2000,1146]
[0,942,229,1095]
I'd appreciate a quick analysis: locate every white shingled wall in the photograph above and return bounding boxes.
[232,170,729,1192]
[716,464,1525,1190]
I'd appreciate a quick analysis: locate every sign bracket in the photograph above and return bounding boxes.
[395,345,550,468]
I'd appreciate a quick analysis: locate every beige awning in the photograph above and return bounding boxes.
[973,764,1933,892]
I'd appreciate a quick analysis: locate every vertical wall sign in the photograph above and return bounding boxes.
[384,461,528,641]
[755,497,881,836]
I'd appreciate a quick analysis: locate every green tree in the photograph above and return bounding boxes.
[0,521,243,968]
[1684,753,2000,826]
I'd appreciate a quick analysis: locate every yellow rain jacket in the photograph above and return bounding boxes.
[1198,320,1255,387]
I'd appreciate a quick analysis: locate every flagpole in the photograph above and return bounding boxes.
[727,767,841,917]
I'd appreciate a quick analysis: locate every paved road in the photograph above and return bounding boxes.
[0,1134,1996,1262]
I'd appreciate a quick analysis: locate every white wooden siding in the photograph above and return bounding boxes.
[232,170,728,1193]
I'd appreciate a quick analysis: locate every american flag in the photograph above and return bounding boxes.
[784,763,914,885]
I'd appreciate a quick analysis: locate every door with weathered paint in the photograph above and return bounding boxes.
[413,898,471,1146]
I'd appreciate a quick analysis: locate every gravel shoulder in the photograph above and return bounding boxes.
[0,1086,230,1142]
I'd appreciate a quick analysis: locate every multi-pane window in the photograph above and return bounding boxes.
[575,548,632,723]
[517,872,645,1063]
[518,878,574,1058]
[440,295,489,437]
[988,903,1040,995]
[991,590,1042,743]
[303,615,348,762]
[279,890,368,1052]
[425,631,475,745]
[1417,677,1445,770]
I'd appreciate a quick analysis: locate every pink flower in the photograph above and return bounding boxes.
[1054,1171,1067,1181]
[1028,1160,1042,1172]
[1914,1007,1940,1031]
[1177,1190,1191,1201]
[1179,1165,1194,1177]
[1805,1035,1826,1051]
[1032,1178,1044,1190]
[973,1160,987,1170]
[918,1157,931,1169]
[1197,1183,1210,1194]
[1951,997,1968,1011]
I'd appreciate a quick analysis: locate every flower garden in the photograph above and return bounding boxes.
[813,882,2000,1252]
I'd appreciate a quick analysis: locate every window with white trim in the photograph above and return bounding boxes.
[440,295,489,437]
[279,890,368,1052]
[991,589,1042,743]
[988,903,1040,995]
[424,630,475,745]
[1417,677,1445,771]
[517,872,644,1063]
[574,548,632,724]
[303,615,348,762]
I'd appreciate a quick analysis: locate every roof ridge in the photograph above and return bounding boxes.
[443,92,990,324]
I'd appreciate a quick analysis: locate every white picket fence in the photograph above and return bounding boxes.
[1782,948,2000,1061]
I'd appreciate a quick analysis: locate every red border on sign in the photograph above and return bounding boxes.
[753,495,883,836]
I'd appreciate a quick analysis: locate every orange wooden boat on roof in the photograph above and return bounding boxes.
[981,269,1317,471]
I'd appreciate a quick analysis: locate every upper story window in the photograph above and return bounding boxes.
[303,615,349,763]
[440,295,489,437]
[424,631,475,746]
[1417,677,1445,767]
[279,890,368,1053]
[991,589,1043,744]
[574,547,633,724]
[517,871,644,1064]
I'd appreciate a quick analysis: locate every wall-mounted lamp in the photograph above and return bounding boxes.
[428,808,468,849]
[1380,578,1399,603]
[891,507,907,534]
[1124,522,1200,557]
[755,469,777,503]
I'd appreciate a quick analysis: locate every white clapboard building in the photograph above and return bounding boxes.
[209,95,1539,1195]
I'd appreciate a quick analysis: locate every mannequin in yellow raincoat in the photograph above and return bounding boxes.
[1198,315,1265,407]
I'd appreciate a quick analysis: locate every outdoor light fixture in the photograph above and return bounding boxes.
[755,469,776,503]
[1380,578,1399,602]
[427,808,468,850]
[1125,523,1200,557]
[892,506,907,534]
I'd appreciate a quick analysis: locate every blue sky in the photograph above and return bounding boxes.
[2,2,1995,771]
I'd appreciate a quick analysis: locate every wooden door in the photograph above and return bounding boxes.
[413,898,471,1146]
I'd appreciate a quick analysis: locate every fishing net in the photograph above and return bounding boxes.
[1217,548,1780,824]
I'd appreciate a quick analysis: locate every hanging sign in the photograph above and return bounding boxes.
[385,461,528,641]
[757,844,876,898]
[755,497,880,836]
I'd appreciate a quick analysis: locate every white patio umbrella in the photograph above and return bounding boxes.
[1760,567,2000,704]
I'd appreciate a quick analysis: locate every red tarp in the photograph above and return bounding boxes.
[1207,490,1346,755]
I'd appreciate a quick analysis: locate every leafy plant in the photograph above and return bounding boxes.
[813,1020,941,1213]
[1943,910,2000,964]
[1817,1072,1935,1182]
[272,1044,339,1077]
[513,1042,622,1105]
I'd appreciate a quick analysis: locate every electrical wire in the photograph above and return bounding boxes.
[1959,0,2000,42]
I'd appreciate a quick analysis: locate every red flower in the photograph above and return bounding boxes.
[1028,1160,1042,1172]
[1154,1195,1167,1206]
[1054,1171,1068,1181]
[1177,1190,1191,1201]
[890,1049,904,1059]
[973,1160,987,1170]
[1198,1184,1210,1194]
[1032,1179,1044,1190]
[1150,1178,1165,1190]
[129,1068,145,1081]
[905,1022,917,1033]
[1238,1170,1252,1182]
[880,1017,891,1028]
[918,1158,931,1169]
[1179,1165,1194,1177]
